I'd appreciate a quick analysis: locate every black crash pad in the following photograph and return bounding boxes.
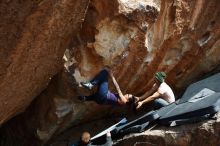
[159,93,220,125]
[179,73,220,103]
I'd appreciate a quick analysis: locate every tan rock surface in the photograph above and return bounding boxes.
[66,0,220,96]
[0,0,90,124]
[1,0,220,145]
[35,0,161,142]
[35,0,220,143]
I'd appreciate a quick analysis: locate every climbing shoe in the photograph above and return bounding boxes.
[78,96,87,102]
[80,82,94,90]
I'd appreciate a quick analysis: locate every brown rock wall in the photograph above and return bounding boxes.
[31,0,220,142]
[1,0,220,145]
[0,0,90,124]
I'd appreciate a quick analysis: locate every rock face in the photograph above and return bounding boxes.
[35,0,161,142]
[66,0,220,96]
[1,0,220,145]
[0,0,90,124]
[114,112,220,146]
[35,0,220,143]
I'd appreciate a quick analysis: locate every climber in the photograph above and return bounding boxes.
[71,131,112,146]
[79,68,137,106]
[136,72,175,109]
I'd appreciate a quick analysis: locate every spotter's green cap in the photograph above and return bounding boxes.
[155,72,166,83]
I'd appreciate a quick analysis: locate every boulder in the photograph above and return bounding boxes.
[1,0,220,145]
[36,0,220,140]
[0,0,90,124]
